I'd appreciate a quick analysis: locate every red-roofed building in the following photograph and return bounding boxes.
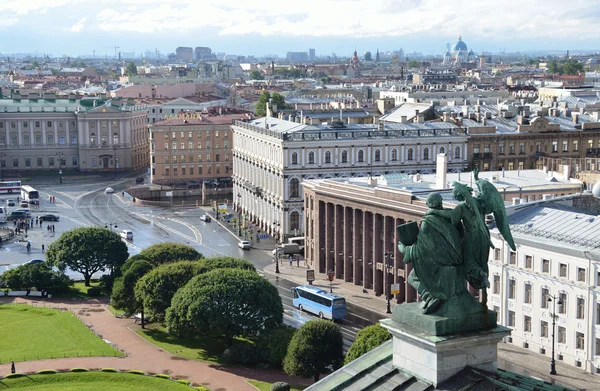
[149,108,253,185]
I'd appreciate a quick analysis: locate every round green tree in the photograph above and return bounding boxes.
[46,227,129,286]
[1,263,71,294]
[166,269,283,346]
[138,243,202,265]
[344,324,391,364]
[283,320,344,382]
[202,256,256,272]
[111,259,154,316]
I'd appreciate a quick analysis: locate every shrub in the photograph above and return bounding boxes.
[344,324,392,364]
[128,370,145,375]
[155,374,170,379]
[196,387,210,391]
[257,325,296,368]
[100,368,117,372]
[3,373,25,379]
[87,287,102,296]
[176,379,191,385]
[270,382,290,391]
[37,369,58,374]
[224,343,266,366]
[70,368,89,372]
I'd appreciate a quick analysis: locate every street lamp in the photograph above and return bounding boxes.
[547,294,563,376]
[384,250,395,314]
[113,144,118,178]
[327,269,335,293]
[56,152,64,184]
[104,222,118,230]
[274,244,280,274]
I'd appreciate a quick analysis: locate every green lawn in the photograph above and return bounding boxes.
[0,304,123,363]
[247,380,305,391]
[59,281,108,299]
[0,372,194,390]
[136,324,253,364]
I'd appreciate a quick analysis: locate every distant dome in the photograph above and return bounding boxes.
[468,50,475,56]
[452,35,468,52]
[593,181,600,198]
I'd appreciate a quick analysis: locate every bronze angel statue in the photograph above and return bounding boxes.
[398,168,516,316]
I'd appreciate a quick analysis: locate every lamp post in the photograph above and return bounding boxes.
[274,244,280,274]
[113,144,118,179]
[56,152,64,184]
[104,222,118,231]
[327,269,335,293]
[384,250,395,314]
[547,294,563,376]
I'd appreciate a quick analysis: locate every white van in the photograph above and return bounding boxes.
[120,230,133,240]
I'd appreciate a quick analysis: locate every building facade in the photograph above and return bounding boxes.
[0,94,148,173]
[231,116,468,240]
[149,109,253,185]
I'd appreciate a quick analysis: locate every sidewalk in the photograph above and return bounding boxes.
[208,209,279,251]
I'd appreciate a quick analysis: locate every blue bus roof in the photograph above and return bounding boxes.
[296,285,345,300]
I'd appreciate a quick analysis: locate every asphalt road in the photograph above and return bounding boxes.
[0,177,380,348]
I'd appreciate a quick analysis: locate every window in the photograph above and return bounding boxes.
[519,143,525,154]
[423,147,429,160]
[559,293,567,314]
[391,149,398,161]
[524,315,531,332]
[172,142,177,150]
[12,158,18,168]
[0,136,4,145]
[407,148,414,161]
[181,142,185,150]
[499,143,505,154]
[542,259,550,273]
[577,297,585,319]
[573,140,579,151]
[308,151,315,164]
[215,130,219,138]
[576,332,585,350]
[509,143,515,154]
[509,251,516,265]
[188,141,193,149]
[71,135,77,144]
[525,255,532,269]
[508,310,515,327]
[541,287,549,308]
[484,144,490,153]
[508,279,516,299]
[224,140,229,149]
[113,133,119,144]
[541,321,548,338]
[439,146,445,154]
[11,135,16,146]
[59,135,65,145]
[535,142,541,153]
[578,267,586,282]
[23,135,29,146]
[325,151,332,164]
[341,150,348,163]
[493,275,500,294]
[180,131,184,138]
[90,133,96,145]
[552,141,558,152]
[290,211,300,231]
[597,302,600,325]
[290,152,298,165]
[182,167,186,175]
[198,166,202,174]
[358,150,364,162]
[562,141,568,152]
[374,149,381,162]
[197,141,202,149]
[473,144,480,154]
[72,156,78,166]
[24,158,30,168]
[524,283,532,304]
[454,146,461,159]
[46,121,52,127]
[181,155,186,163]
[165,168,169,176]
[91,158,97,167]
[173,167,178,176]
[559,263,567,278]
[494,248,500,260]
[290,178,300,198]
[215,154,220,162]
[557,326,566,344]
[189,167,193,175]
[37,158,42,167]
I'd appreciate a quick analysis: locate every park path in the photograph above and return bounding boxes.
[0,297,309,391]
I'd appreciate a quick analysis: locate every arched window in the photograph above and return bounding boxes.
[439,147,445,154]
[325,151,332,164]
[291,152,298,165]
[407,148,414,161]
[90,133,96,145]
[391,148,398,161]
[454,146,461,159]
[113,133,119,144]
[101,133,107,145]
[308,151,315,164]
[374,149,381,162]
[341,150,348,163]
[290,211,300,231]
[358,150,364,162]
[290,178,299,198]
[423,147,429,160]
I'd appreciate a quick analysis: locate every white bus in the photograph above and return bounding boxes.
[0,181,21,194]
[21,185,39,201]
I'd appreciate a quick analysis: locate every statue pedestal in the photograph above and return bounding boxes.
[381,314,511,387]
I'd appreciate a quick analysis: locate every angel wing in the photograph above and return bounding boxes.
[476,180,516,251]
[451,181,491,248]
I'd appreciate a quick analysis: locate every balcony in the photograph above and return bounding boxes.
[586,148,600,157]
[473,152,493,160]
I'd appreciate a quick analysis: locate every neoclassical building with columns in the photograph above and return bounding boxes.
[231,116,468,240]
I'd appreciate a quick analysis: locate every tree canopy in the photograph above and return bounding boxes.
[201,256,256,272]
[46,227,129,286]
[255,91,286,117]
[407,60,421,69]
[283,320,344,382]
[111,259,154,316]
[138,243,202,265]
[249,70,264,80]
[344,324,391,364]
[166,268,283,346]
[547,59,584,75]
[125,62,137,76]
[1,263,71,293]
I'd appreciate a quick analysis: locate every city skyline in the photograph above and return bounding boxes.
[1,0,600,57]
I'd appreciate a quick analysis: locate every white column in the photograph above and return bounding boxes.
[385,145,389,163]
[42,121,47,146]
[401,145,405,163]
[417,145,421,163]
[463,143,467,162]
[17,122,22,146]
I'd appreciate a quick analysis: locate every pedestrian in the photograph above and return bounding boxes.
[47,224,50,232]
[31,218,34,226]
[289,255,293,267]
[11,361,15,374]
[52,225,55,233]
[13,220,16,227]
[25,226,28,234]
[42,244,45,253]
[36,217,39,224]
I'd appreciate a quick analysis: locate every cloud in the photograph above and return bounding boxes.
[68,17,87,32]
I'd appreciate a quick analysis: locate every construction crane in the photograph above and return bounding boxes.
[101,45,120,59]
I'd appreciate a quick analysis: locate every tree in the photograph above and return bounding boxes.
[271,92,286,109]
[563,59,583,75]
[249,70,264,80]
[202,256,256,272]
[255,91,271,116]
[1,263,71,294]
[134,261,207,322]
[166,269,283,346]
[283,320,344,382]
[125,61,137,76]
[344,324,391,364]
[407,60,421,69]
[121,254,151,275]
[138,243,202,265]
[257,325,297,368]
[46,227,129,286]
[547,60,560,74]
[111,259,154,316]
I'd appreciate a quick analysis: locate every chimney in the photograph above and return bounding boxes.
[378,120,384,131]
[443,112,449,122]
[572,113,579,124]
[436,153,448,189]
[401,115,407,123]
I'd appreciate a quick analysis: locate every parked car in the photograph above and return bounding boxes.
[14,209,31,217]
[39,214,60,221]
[200,215,211,222]
[136,176,144,184]
[6,199,15,206]
[120,230,133,240]
[20,201,29,207]
[105,187,115,194]
[26,259,44,265]
[238,240,251,250]
[7,211,28,220]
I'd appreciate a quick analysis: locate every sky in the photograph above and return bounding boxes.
[1,0,600,58]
